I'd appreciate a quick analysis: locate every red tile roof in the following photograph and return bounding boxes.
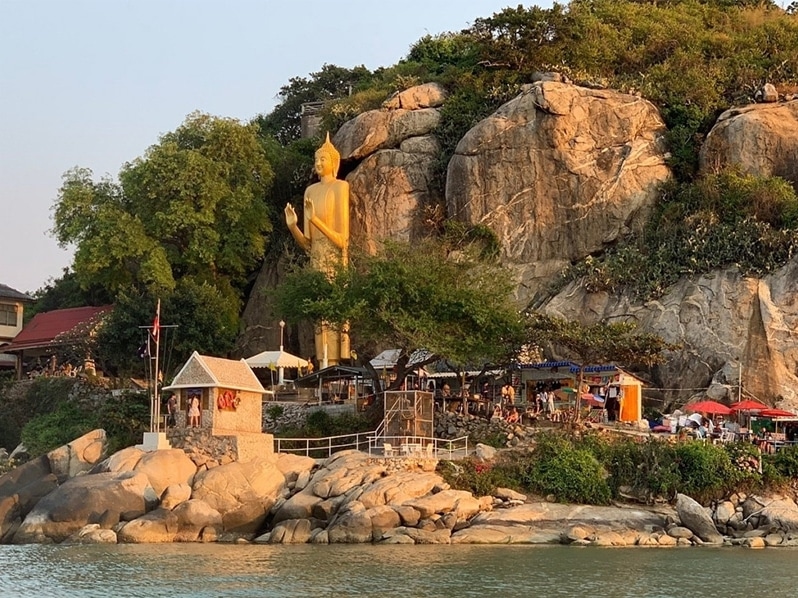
[2,305,113,352]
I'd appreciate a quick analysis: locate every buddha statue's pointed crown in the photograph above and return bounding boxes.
[316,132,340,177]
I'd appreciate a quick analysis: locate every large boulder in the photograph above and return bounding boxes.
[758,496,798,531]
[0,456,58,543]
[272,453,316,483]
[326,501,374,543]
[191,457,285,533]
[91,446,145,474]
[13,471,157,544]
[383,82,447,111]
[333,108,440,161]
[675,494,724,544]
[699,101,798,186]
[133,449,197,496]
[117,508,179,543]
[358,471,443,508]
[46,429,107,480]
[171,499,223,542]
[403,490,480,520]
[446,81,671,302]
[348,141,439,254]
[272,488,324,524]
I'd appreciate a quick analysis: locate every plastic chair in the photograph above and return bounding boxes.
[383,443,394,457]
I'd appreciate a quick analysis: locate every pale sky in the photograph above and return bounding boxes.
[0,0,552,295]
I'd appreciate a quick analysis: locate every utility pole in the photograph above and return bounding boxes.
[738,361,743,402]
[278,320,285,386]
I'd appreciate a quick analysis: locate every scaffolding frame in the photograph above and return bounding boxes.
[382,390,434,440]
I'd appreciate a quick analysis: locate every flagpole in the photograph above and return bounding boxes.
[152,299,161,433]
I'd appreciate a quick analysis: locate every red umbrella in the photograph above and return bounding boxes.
[685,400,731,415]
[758,408,796,418]
[730,399,768,412]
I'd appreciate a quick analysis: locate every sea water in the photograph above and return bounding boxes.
[1,543,797,597]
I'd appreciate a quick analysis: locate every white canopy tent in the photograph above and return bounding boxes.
[246,350,309,369]
[245,350,309,386]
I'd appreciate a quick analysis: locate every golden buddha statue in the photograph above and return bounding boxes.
[284,133,350,366]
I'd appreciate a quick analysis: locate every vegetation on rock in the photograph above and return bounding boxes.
[556,169,798,299]
[440,429,788,506]
[0,378,148,456]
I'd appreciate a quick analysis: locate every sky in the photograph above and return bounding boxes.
[0,0,555,296]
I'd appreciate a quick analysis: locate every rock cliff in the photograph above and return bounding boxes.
[447,81,671,302]
[241,81,798,407]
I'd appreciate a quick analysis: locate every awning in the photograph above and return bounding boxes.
[245,350,308,369]
[294,365,371,388]
[426,369,503,379]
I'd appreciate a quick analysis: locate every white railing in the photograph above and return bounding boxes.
[274,430,374,457]
[274,430,469,460]
[366,435,469,460]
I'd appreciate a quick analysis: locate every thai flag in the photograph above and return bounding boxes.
[151,300,161,344]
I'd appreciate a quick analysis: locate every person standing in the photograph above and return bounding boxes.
[501,382,515,406]
[188,395,201,428]
[547,390,555,418]
[166,393,177,428]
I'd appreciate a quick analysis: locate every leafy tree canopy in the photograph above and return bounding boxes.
[275,234,525,388]
[27,269,112,322]
[95,280,238,378]
[256,64,376,145]
[52,112,273,300]
[524,312,679,370]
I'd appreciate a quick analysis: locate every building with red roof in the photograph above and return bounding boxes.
[1,305,113,378]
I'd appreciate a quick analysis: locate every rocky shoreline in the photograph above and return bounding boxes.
[2,429,798,548]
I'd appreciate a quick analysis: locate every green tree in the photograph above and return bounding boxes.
[276,235,525,390]
[95,280,237,378]
[256,64,375,144]
[524,312,678,419]
[52,112,273,299]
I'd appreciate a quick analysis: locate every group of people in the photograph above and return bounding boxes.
[491,403,521,424]
[26,357,83,379]
[164,392,201,429]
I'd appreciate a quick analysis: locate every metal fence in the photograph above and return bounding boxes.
[274,430,374,458]
[274,430,469,460]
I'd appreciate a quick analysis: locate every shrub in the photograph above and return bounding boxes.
[768,444,798,479]
[438,458,514,496]
[20,401,98,457]
[675,441,739,503]
[520,431,612,504]
[596,436,680,501]
[266,404,285,420]
[96,391,150,455]
[529,446,611,505]
[555,170,798,300]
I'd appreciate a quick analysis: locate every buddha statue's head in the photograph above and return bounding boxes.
[315,132,341,178]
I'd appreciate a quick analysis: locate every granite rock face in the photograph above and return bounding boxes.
[541,260,798,409]
[238,81,798,406]
[446,81,671,302]
[699,101,798,186]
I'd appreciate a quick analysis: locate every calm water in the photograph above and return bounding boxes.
[1,543,797,597]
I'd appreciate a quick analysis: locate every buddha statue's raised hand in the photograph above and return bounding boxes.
[284,203,298,228]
